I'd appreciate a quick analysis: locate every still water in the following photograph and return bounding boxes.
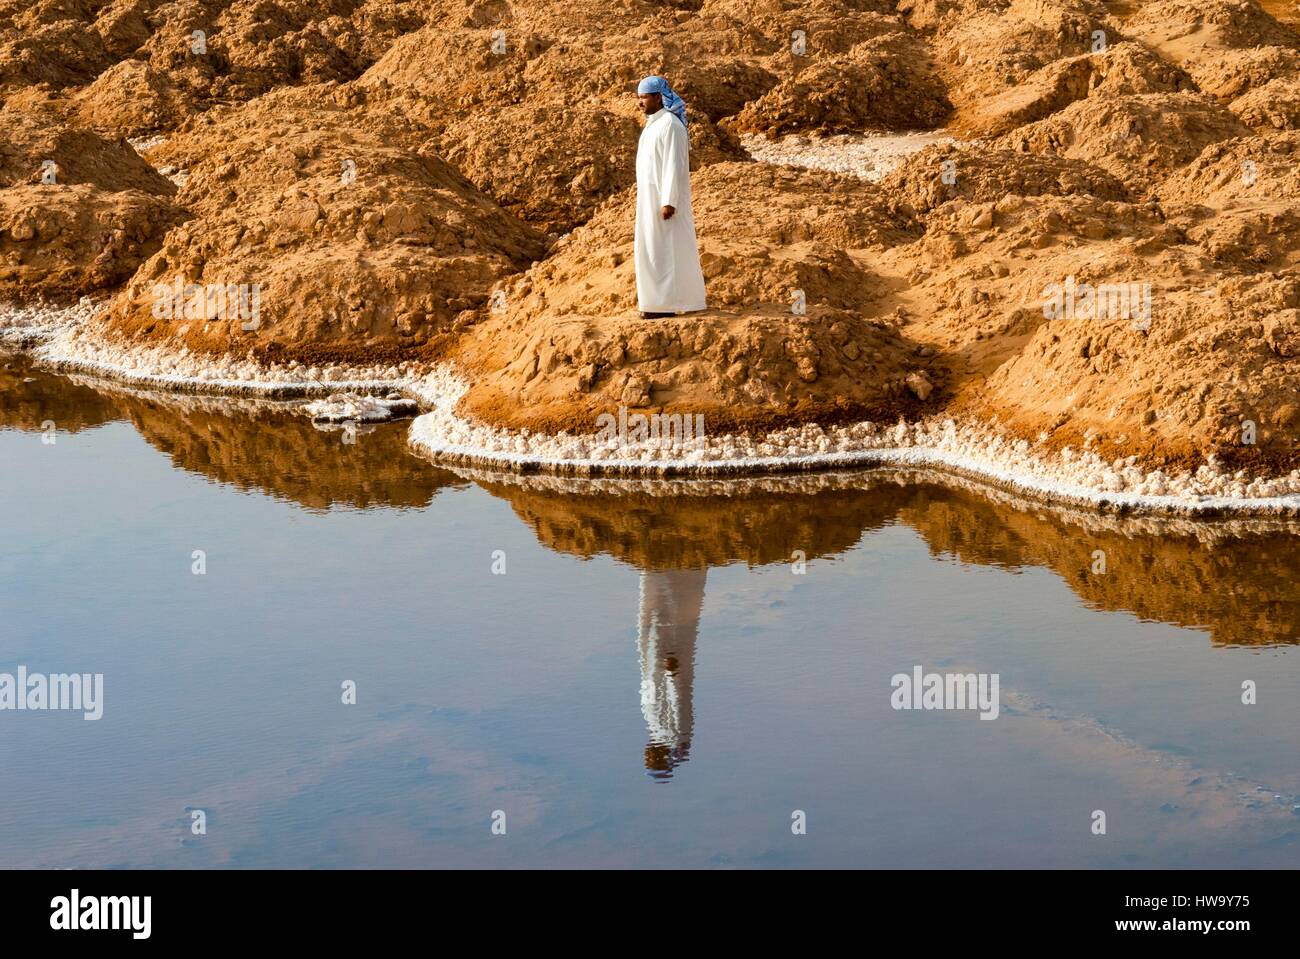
[1,353,1298,868]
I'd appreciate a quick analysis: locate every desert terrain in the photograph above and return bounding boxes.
[3,0,1300,505]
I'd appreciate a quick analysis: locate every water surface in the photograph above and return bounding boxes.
[2,353,1298,868]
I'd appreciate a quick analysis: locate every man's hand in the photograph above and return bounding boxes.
[661,205,675,220]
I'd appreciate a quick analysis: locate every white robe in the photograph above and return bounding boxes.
[634,109,707,314]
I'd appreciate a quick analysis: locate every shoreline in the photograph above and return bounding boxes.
[5,301,1300,518]
[409,421,1300,519]
[450,464,1300,540]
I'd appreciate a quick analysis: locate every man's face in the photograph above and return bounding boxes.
[638,91,663,115]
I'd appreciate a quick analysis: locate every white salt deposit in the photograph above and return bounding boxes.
[406,371,1300,517]
[742,131,955,182]
[305,393,419,424]
[4,300,420,399]
[127,135,167,154]
[62,372,306,418]
[124,137,189,185]
[0,298,98,345]
[5,298,1300,517]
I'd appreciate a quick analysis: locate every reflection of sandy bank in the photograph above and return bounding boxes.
[905,484,1300,648]
[0,351,120,433]
[471,468,908,570]
[1,363,464,511]
[103,386,464,512]
[469,466,1300,647]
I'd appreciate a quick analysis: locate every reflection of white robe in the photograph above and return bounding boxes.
[634,109,707,314]
[638,569,706,770]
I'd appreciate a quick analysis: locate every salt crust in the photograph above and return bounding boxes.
[740,131,956,182]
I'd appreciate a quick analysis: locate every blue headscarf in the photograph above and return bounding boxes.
[637,75,687,129]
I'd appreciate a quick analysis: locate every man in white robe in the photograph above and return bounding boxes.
[634,76,707,319]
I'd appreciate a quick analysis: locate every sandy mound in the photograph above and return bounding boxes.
[882,140,1130,217]
[860,126,1300,474]
[19,0,427,134]
[1183,45,1300,99]
[728,32,952,136]
[0,6,112,91]
[0,103,175,194]
[71,59,194,137]
[993,93,1251,189]
[1230,74,1300,130]
[1152,133,1300,269]
[97,88,547,362]
[197,0,397,95]
[970,272,1300,472]
[1,185,183,296]
[1261,0,1300,27]
[1158,131,1300,209]
[353,25,528,131]
[438,105,643,234]
[478,161,914,319]
[926,0,1116,127]
[692,0,909,65]
[877,189,1178,359]
[451,161,939,433]
[1124,0,1300,66]
[1187,206,1300,272]
[354,4,785,130]
[438,102,745,235]
[455,309,932,436]
[352,11,761,231]
[859,161,1289,474]
[0,102,180,297]
[955,42,1193,137]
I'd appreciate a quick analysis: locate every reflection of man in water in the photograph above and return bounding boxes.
[637,568,706,779]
